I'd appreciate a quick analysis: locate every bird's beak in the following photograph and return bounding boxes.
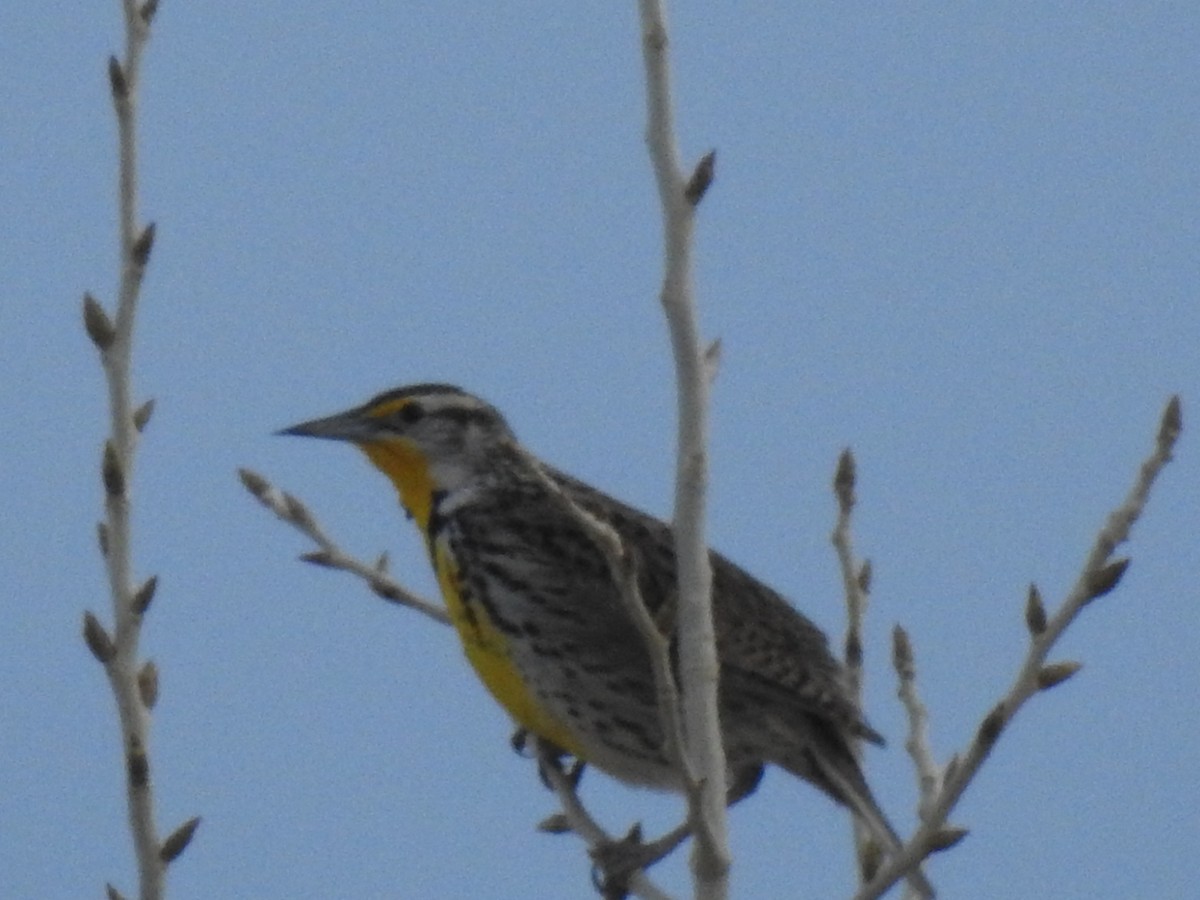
[276,408,378,443]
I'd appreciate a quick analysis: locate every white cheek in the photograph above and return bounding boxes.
[424,417,497,493]
[429,457,475,493]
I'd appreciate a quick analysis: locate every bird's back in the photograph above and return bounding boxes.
[546,467,882,742]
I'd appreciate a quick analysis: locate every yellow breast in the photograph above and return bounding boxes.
[433,539,582,755]
[358,438,581,756]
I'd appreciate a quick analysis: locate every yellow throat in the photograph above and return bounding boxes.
[359,439,438,530]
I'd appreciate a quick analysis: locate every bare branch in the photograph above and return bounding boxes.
[854,397,1182,900]
[533,739,675,900]
[832,450,932,890]
[892,626,943,819]
[637,1,730,893]
[85,4,180,896]
[237,469,450,626]
[831,448,867,698]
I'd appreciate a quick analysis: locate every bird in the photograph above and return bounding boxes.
[280,382,932,895]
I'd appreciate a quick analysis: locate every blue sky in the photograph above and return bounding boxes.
[4,4,1197,898]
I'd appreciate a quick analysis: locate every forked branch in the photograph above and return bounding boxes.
[853,396,1182,900]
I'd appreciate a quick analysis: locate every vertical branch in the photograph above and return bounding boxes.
[830,449,881,876]
[103,5,151,666]
[891,626,943,821]
[636,1,730,896]
[82,3,197,898]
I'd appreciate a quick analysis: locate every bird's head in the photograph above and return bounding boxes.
[279,383,515,528]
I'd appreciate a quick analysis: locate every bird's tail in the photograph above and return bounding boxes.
[795,746,936,899]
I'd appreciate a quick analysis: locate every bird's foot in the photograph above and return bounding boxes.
[589,821,690,900]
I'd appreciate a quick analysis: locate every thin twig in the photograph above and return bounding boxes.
[237,469,449,626]
[520,455,706,824]
[853,396,1182,900]
[534,739,675,900]
[831,449,868,704]
[637,1,730,894]
[891,626,943,820]
[831,450,914,891]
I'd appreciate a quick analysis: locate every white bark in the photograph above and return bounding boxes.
[637,2,730,896]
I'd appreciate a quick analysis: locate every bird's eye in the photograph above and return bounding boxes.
[397,402,425,424]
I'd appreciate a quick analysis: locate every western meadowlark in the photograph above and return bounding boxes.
[281,383,930,894]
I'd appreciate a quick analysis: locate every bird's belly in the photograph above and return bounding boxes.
[433,541,680,788]
[434,542,584,755]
